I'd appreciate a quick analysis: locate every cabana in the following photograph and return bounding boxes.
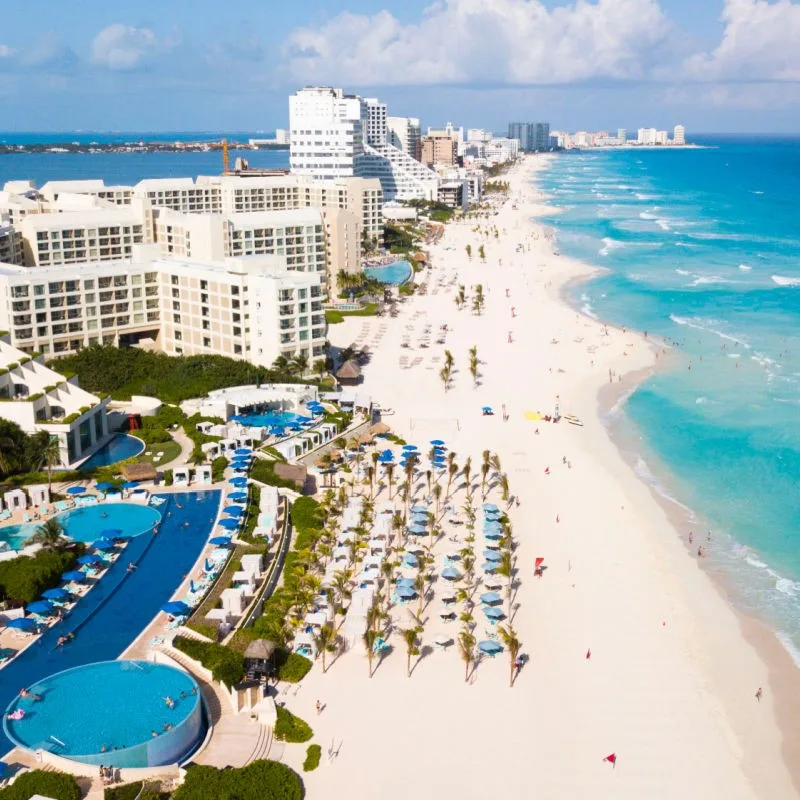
[196,421,214,434]
[195,464,212,485]
[218,438,237,455]
[244,638,276,680]
[173,466,191,486]
[201,441,220,459]
[335,360,361,387]
[26,485,49,509]
[2,489,26,514]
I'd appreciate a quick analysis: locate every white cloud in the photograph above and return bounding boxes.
[281,0,672,86]
[683,0,800,82]
[91,24,178,71]
[0,44,14,59]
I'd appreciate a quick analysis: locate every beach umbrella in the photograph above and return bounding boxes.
[407,524,426,535]
[402,444,418,452]
[403,553,418,568]
[435,633,452,647]
[405,544,424,555]
[161,601,191,617]
[484,606,505,620]
[482,562,498,573]
[100,529,123,538]
[441,566,461,581]
[218,517,239,530]
[410,514,428,524]
[483,503,499,513]
[122,481,139,490]
[482,406,493,414]
[77,555,101,565]
[395,586,416,599]
[378,453,394,464]
[62,570,85,582]
[231,457,250,466]
[235,448,252,455]
[396,577,415,588]
[484,532,502,542]
[42,588,70,600]
[189,580,197,594]
[229,477,248,487]
[209,536,233,546]
[478,640,503,655]
[223,505,244,517]
[95,482,115,491]
[204,559,214,573]
[430,439,445,447]
[411,505,428,514]
[228,492,248,502]
[480,591,502,605]
[26,600,54,615]
[483,550,502,562]
[93,539,116,551]
[66,486,85,495]
[5,618,36,631]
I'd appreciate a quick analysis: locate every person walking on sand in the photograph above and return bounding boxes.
[756,687,763,702]
[316,700,322,715]
[586,649,591,660]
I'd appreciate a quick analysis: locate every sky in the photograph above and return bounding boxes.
[1,0,799,133]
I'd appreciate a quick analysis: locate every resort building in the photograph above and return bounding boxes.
[0,252,326,367]
[289,86,440,202]
[0,219,23,266]
[0,335,110,467]
[387,116,421,160]
[674,125,686,145]
[421,132,458,167]
[507,121,552,152]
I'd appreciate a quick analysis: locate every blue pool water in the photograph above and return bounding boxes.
[4,660,202,767]
[232,410,300,428]
[538,135,800,661]
[365,260,412,284]
[79,434,145,471]
[58,503,160,543]
[0,523,39,551]
[0,491,220,756]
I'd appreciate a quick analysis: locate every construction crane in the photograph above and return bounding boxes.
[221,138,230,175]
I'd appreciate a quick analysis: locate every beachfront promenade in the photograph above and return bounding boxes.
[289,157,798,799]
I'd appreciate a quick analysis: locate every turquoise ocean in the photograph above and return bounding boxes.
[538,136,800,662]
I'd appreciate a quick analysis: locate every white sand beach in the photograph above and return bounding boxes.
[287,156,798,799]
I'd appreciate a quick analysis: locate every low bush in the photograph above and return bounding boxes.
[249,459,298,490]
[0,548,82,605]
[173,761,303,800]
[172,636,244,689]
[303,743,322,772]
[325,310,344,324]
[163,469,174,487]
[274,705,313,743]
[274,649,313,683]
[211,456,228,483]
[0,770,81,800]
[104,782,142,800]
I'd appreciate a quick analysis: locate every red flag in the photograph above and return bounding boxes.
[604,753,617,768]
[535,557,544,568]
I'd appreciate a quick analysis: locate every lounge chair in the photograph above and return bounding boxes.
[22,513,31,523]
[0,510,11,520]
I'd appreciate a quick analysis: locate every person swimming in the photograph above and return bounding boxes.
[19,688,41,701]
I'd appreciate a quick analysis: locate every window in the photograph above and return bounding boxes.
[234,344,242,355]
[203,337,211,347]
[171,275,179,285]
[200,280,208,290]
[173,314,181,323]
[175,331,182,341]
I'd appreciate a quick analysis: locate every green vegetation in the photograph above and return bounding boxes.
[291,497,322,548]
[172,635,244,689]
[47,346,317,404]
[303,744,322,772]
[249,458,300,490]
[407,199,455,223]
[0,419,51,481]
[104,783,144,800]
[0,770,81,800]
[325,302,379,324]
[485,180,510,193]
[0,547,83,605]
[384,223,417,253]
[274,649,313,683]
[483,160,514,178]
[173,761,303,800]
[274,705,313,743]
[398,283,416,297]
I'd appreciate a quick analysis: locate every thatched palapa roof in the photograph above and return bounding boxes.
[335,360,361,380]
[245,639,276,660]
[120,463,157,482]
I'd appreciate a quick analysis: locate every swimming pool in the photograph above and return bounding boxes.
[0,522,39,551]
[57,503,161,543]
[0,491,220,757]
[79,434,145,471]
[232,410,301,429]
[3,660,203,768]
[365,259,413,284]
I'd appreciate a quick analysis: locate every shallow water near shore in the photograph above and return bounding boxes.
[538,136,800,663]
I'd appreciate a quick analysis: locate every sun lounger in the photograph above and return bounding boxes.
[0,510,11,520]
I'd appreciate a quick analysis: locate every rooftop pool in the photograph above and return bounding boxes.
[79,434,144,471]
[0,491,220,756]
[4,660,204,768]
[365,259,413,285]
[232,410,302,429]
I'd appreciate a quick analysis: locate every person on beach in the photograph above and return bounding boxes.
[756,687,763,702]
[316,700,322,715]
[689,531,693,544]
[508,332,513,344]
[586,649,591,660]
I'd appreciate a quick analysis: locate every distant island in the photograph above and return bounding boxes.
[0,140,289,156]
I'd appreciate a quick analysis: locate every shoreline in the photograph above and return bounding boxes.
[532,153,800,794]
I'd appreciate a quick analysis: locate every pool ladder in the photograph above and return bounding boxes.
[49,735,66,748]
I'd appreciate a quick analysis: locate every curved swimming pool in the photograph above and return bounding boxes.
[365,259,413,284]
[79,434,145,471]
[57,503,161,543]
[3,660,204,768]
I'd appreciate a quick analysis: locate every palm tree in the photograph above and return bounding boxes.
[292,351,310,377]
[39,436,61,493]
[364,629,378,677]
[468,346,479,387]
[444,350,454,370]
[462,457,472,497]
[29,517,65,551]
[465,244,472,259]
[478,244,486,261]
[313,624,337,673]
[496,550,514,619]
[432,483,443,515]
[480,450,491,500]
[366,465,375,499]
[458,629,476,682]
[498,625,521,688]
[401,628,421,678]
[414,572,426,616]
[439,365,451,392]
[457,284,466,309]
[446,458,459,501]
[499,473,510,506]
[331,571,351,621]
[473,284,485,315]
[272,354,291,375]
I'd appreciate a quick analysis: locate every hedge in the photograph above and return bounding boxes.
[172,635,244,689]
[0,770,81,800]
[274,705,313,743]
[303,744,322,772]
[0,548,82,605]
[173,761,303,800]
[249,459,299,490]
[274,649,313,683]
[104,783,142,800]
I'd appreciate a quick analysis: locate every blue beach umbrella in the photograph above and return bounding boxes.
[234,447,252,455]
[161,601,191,617]
[26,600,54,614]
[407,524,426,535]
[5,617,37,631]
[396,577,415,588]
[483,503,499,513]
[483,550,502,562]
[482,562,498,573]
[484,531,502,541]
[482,406,493,414]
[403,553,418,568]
[478,640,503,655]
[229,477,248,487]
[66,486,85,495]
[378,453,394,464]
[410,514,428,524]
[218,517,239,530]
[484,606,505,620]
[77,555,101,565]
[122,481,140,490]
[224,505,245,517]
[441,566,461,580]
[62,570,85,582]
[411,505,428,514]
[95,482,115,491]
[100,529,123,538]
[42,588,70,600]
[395,586,416,599]
[480,591,502,605]
[430,439,446,446]
[228,492,248,502]
[93,539,116,551]
[402,444,418,452]
[209,536,233,546]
